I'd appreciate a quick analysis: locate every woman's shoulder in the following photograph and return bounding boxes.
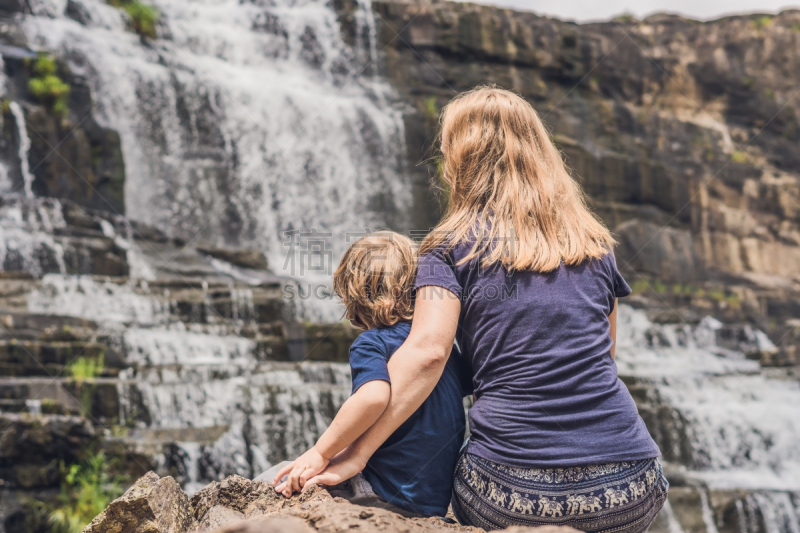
[578,247,618,272]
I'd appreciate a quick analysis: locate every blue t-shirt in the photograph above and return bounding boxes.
[415,244,660,468]
[349,321,470,517]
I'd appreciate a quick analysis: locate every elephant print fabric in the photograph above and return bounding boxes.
[451,453,668,533]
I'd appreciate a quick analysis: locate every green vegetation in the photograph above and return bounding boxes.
[108,0,158,39]
[423,97,439,121]
[628,278,666,294]
[629,279,650,295]
[629,278,742,307]
[652,280,667,294]
[731,151,749,164]
[707,289,741,307]
[68,355,104,381]
[50,452,124,533]
[612,13,637,24]
[751,15,773,30]
[671,283,693,296]
[27,55,70,116]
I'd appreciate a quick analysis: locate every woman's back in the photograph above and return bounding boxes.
[416,243,660,468]
[316,86,667,533]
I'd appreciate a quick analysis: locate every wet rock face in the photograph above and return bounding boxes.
[0,58,126,215]
[359,0,800,365]
[90,472,581,533]
[196,245,269,271]
[0,413,96,488]
[369,1,800,285]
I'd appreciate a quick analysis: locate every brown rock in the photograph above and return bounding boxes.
[191,475,280,522]
[615,218,704,283]
[276,499,473,532]
[83,471,195,533]
[85,472,593,533]
[196,244,268,271]
[192,506,245,532]
[216,517,313,533]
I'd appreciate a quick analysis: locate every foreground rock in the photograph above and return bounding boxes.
[84,472,582,533]
[83,472,195,533]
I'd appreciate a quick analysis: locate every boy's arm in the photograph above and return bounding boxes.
[304,288,460,490]
[274,379,390,496]
[316,380,390,457]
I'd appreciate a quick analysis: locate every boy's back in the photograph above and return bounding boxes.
[350,321,470,517]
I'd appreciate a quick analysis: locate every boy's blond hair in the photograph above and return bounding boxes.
[333,231,416,330]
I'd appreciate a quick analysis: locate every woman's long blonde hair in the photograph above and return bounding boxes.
[420,86,614,272]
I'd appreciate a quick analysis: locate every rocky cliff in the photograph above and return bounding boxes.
[0,2,799,533]
[81,471,575,533]
[347,0,800,363]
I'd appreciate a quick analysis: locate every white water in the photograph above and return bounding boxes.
[118,329,352,490]
[0,196,68,276]
[8,102,35,198]
[19,0,412,312]
[28,274,170,326]
[3,0,799,526]
[616,306,800,491]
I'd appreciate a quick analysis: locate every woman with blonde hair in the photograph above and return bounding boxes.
[305,86,667,532]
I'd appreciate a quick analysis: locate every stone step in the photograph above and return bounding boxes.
[0,378,114,420]
[0,398,27,413]
[0,311,98,337]
[0,340,111,377]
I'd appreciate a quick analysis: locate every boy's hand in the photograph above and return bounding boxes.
[302,445,366,492]
[274,447,329,497]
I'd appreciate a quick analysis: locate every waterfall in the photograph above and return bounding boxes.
[616,306,800,533]
[27,274,170,325]
[0,197,68,276]
[616,306,800,490]
[8,102,35,198]
[355,0,380,76]
[19,0,412,310]
[5,0,800,528]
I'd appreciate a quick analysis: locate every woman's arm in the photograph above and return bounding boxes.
[609,298,618,360]
[274,380,390,495]
[305,286,461,488]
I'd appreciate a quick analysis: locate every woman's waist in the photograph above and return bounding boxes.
[471,378,627,415]
[466,393,658,468]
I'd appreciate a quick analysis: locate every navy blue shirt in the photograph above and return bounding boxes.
[415,245,660,468]
[349,322,470,517]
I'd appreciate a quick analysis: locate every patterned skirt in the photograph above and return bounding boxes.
[451,452,668,532]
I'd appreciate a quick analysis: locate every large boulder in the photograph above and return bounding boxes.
[85,472,585,533]
[614,218,704,283]
[83,471,196,533]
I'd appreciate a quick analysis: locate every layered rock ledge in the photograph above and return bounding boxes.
[84,472,579,533]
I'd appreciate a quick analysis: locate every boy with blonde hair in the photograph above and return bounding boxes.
[256,231,471,517]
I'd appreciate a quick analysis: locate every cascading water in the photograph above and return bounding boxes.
[19,0,412,311]
[616,306,800,533]
[2,0,799,529]
[0,197,68,276]
[7,102,34,199]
